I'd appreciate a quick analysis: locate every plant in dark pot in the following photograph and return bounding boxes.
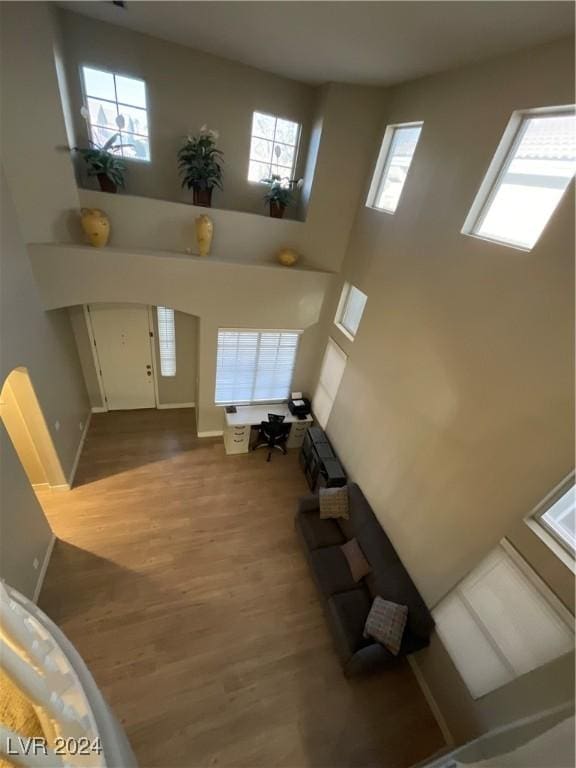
[74,133,129,194]
[178,126,223,207]
[263,175,298,219]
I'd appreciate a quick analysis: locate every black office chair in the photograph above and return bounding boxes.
[252,414,291,462]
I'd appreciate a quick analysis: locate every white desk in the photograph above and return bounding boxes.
[223,404,313,455]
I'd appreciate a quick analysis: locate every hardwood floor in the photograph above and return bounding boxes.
[38,409,444,768]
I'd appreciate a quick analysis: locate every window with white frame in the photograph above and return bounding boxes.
[366,122,423,213]
[156,307,176,377]
[247,111,300,183]
[312,339,347,429]
[463,108,576,250]
[81,66,150,161]
[215,329,300,405]
[533,475,575,556]
[335,284,368,340]
[434,542,574,700]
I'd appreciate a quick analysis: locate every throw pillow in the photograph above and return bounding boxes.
[363,596,408,655]
[319,486,349,519]
[340,538,371,582]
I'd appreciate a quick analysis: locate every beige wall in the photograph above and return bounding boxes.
[0,2,80,243]
[0,168,90,600]
[152,309,198,407]
[58,7,315,219]
[311,38,575,741]
[69,306,104,410]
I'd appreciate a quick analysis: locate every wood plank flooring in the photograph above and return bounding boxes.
[38,409,444,768]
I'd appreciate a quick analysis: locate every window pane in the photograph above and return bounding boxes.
[477,114,576,249]
[375,125,422,212]
[115,74,147,108]
[82,66,115,101]
[157,307,176,377]
[248,160,271,183]
[121,133,150,161]
[275,118,299,145]
[87,97,118,130]
[117,104,148,137]
[339,285,368,337]
[90,125,120,149]
[252,112,276,140]
[249,136,273,163]
[539,484,575,554]
[215,330,299,404]
[272,142,295,168]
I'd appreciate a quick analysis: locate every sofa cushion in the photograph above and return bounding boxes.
[297,511,345,551]
[309,546,357,597]
[363,597,408,655]
[368,562,435,640]
[340,538,371,582]
[319,486,349,519]
[326,589,373,659]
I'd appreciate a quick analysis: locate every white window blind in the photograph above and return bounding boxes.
[215,329,300,405]
[463,109,576,250]
[336,284,368,339]
[312,339,347,429]
[157,306,176,377]
[433,543,574,700]
[366,122,423,213]
[535,478,575,555]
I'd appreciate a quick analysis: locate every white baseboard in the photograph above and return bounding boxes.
[67,412,91,488]
[408,655,454,747]
[32,483,50,490]
[197,430,223,438]
[157,402,196,410]
[33,534,56,604]
[91,406,107,413]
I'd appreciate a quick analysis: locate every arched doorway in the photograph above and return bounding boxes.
[0,368,67,488]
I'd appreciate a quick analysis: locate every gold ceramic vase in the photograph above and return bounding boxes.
[81,208,110,248]
[195,214,214,257]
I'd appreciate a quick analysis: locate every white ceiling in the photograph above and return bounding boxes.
[58,1,574,86]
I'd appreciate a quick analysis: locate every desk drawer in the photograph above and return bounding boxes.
[287,421,309,449]
[224,425,250,454]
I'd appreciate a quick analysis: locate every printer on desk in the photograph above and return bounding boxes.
[288,392,311,420]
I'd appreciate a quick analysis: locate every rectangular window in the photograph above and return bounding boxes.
[533,476,575,556]
[312,338,347,429]
[366,122,423,213]
[434,543,574,699]
[335,284,368,340]
[215,329,300,405]
[81,65,150,161]
[463,108,576,250]
[247,111,300,183]
[157,307,176,377]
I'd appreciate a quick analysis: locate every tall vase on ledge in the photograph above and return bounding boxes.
[195,214,214,257]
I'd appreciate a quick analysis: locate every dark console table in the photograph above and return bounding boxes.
[299,427,347,492]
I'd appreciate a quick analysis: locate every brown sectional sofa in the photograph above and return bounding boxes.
[295,483,434,676]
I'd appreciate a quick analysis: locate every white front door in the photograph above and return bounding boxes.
[89,304,156,410]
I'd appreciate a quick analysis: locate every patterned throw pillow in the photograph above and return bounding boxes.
[319,486,349,519]
[363,597,408,655]
[340,538,371,582]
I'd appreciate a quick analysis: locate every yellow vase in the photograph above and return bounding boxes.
[277,247,300,267]
[195,214,214,257]
[80,208,110,248]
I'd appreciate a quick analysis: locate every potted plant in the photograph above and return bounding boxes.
[178,126,223,207]
[74,133,128,194]
[263,175,297,219]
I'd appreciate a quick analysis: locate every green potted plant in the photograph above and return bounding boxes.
[74,133,128,194]
[178,126,223,207]
[263,175,298,218]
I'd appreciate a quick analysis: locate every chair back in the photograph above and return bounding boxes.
[261,413,289,442]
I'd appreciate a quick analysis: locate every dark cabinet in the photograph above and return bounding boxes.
[300,427,346,492]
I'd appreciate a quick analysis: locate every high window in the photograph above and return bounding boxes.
[156,307,176,377]
[81,66,150,161]
[215,329,300,405]
[335,284,368,340]
[463,108,576,250]
[366,122,423,213]
[247,111,300,183]
[312,339,347,429]
[532,476,575,556]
